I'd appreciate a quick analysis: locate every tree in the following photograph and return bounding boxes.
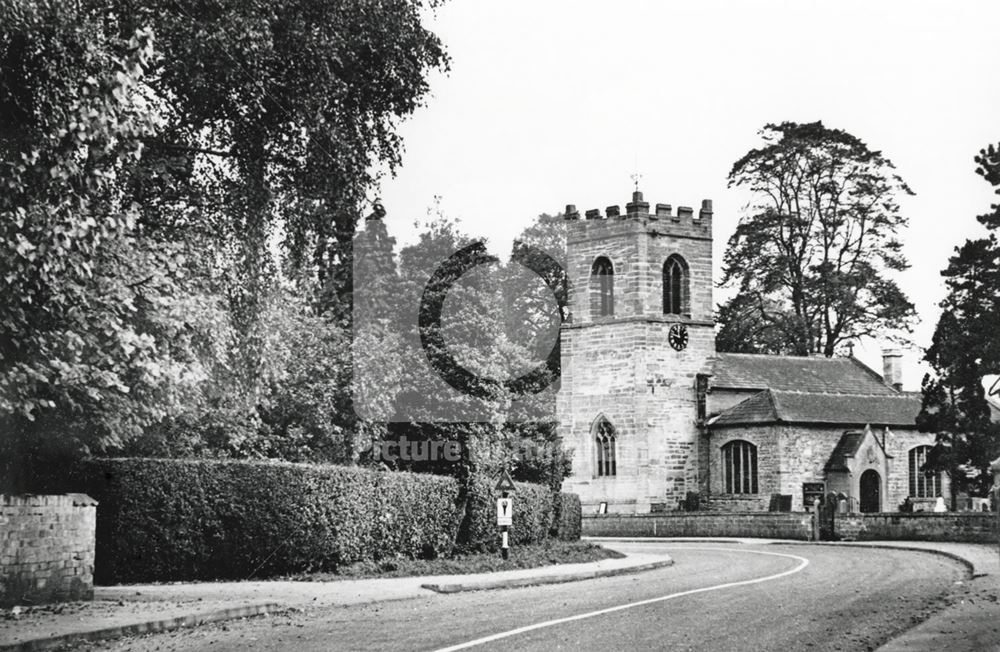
[0,0,449,482]
[0,7,228,489]
[127,0,449,311]
[352,210,570,488]
[719,121,916,356]
[714,293,795,355]
[917,143,1000,507]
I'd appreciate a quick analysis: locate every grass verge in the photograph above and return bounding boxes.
[284,540,624,581]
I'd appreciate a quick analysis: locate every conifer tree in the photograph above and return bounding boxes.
[917,143,1000,507]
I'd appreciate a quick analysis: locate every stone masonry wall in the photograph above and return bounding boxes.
[558,193,715,512]
[834,512,997,543]
[705,425,941,512]
[1,494,97,607]
[705,426,779,511]
[583,512,813,540]
[883,428,950,508]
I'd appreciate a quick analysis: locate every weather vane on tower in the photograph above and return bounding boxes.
[631,171,642,192]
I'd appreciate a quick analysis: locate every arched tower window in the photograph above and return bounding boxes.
[722,440,758,494]
[908,445,941,498]
[595,417,617,477]
[663,254,689,316]
[590,257,614,317]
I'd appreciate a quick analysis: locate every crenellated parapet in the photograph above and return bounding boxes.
[564,191,712,245]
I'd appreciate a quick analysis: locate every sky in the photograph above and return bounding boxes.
[374,0,1000,389]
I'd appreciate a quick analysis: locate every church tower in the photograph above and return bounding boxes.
[557,191,715,513]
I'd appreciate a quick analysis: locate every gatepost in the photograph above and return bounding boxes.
[495,470,516,560]
[812,498,821,541]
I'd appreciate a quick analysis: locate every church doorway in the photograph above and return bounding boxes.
[859,469,881,513]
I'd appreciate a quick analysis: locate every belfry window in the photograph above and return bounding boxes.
[909,446,941,498]
[722,440,758,494]
[595,418,617,477]
[591,257,614,317]
[663,255,689,316]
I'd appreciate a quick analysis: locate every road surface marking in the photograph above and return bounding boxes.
[432,547,810,652]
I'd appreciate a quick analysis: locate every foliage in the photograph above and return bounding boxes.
[714,293,797,355]
[0,7,232,489]
[358,212,571,495]
[125,0,450,324]
[41,457,462,583]
[0,0,449,479]
[552,492,583,541]
[718,121,916,357]
[122,291,362,464]
[917,142,1000,504]
[456,475,554,553]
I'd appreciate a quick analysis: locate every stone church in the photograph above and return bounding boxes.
[557,191,945,514]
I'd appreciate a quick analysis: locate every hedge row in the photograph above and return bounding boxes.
[458,475,555,552]
[67,458,462,583]
[552,492,582,541]
[47,458,583,582]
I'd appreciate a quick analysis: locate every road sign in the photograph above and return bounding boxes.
[496,497,512,526]
[495,469,516,493]
[983,375,1000,412]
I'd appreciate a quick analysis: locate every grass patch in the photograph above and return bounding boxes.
[283,540,623,581]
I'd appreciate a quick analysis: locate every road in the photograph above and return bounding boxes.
[80,542,968,652]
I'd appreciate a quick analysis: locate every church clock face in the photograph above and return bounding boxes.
[668,324,689,351]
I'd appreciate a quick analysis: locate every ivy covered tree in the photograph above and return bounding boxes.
[917,143,1000,507]
[718,121,916,356]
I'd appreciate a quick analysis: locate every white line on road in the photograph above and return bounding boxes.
[431,547,810,652]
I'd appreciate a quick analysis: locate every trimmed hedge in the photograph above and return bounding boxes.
[65,458,462,583]
[552,492,582,541]
[458,474,554,552]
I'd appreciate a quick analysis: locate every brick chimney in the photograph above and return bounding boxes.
[882,348,903,391]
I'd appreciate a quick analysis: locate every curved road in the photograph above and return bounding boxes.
[85,542,967,652]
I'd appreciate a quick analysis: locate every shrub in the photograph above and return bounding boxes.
[57,458,461,583]
[552,492,582,541]
[457,474,553,552]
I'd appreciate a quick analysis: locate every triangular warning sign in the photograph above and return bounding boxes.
[494,469,516,492]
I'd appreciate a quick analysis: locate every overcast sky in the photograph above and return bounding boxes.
[375,0,1000,389]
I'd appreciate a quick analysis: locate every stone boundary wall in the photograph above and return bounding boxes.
[583,512,813,540]
[834,512,998,543]
[1,494,97,607]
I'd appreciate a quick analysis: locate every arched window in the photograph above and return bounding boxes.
[722,440,758,494]
[595,418,617,477]
[663,254,689,315]
[909,446,941,498]
[591,257,614,317]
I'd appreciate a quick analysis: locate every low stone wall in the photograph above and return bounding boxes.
[1,494,97,606]
[834,512,998,543]
[583,512,814,540]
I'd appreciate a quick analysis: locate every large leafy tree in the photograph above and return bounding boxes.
[0,6,225,489]
[123,0,449,378]
[917,143,1000,507]
[718,121,916,356]
[0,0,449,483]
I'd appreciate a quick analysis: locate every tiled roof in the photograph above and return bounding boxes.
[710,353,897,395]
[708,389,922,428]
[825,431,864,472]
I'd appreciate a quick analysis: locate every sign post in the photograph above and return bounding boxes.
[495,470,516,560]
[990,456,1000,567]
